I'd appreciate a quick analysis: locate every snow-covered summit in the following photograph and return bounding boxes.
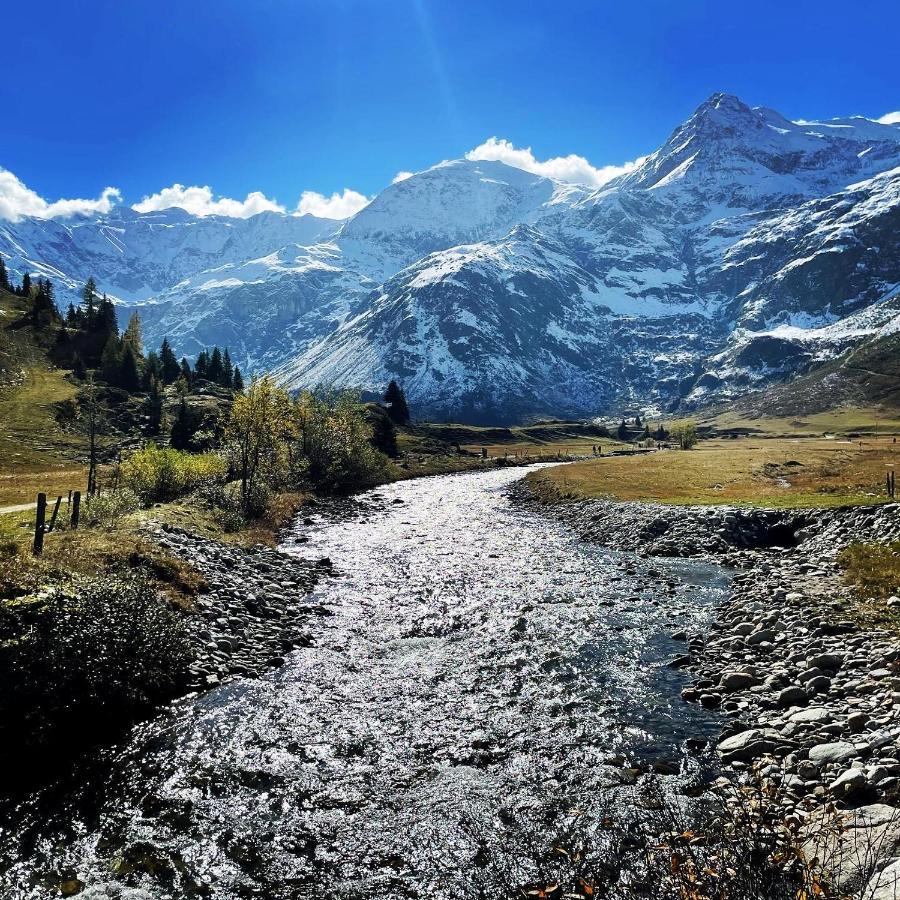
[615,92,900,204]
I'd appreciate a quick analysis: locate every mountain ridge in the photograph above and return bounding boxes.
[2,93,899,423]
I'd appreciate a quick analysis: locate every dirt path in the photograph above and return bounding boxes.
[0,501,36,516]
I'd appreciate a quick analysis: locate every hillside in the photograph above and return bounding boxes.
[698,330,900,436]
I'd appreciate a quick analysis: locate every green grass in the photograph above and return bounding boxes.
[0,288,89,504]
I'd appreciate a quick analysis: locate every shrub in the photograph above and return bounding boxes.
[671,420,698,450]
[83,487,140,527]
[121,445,227,505]
[298,389,389,493]
[0,574,194,763]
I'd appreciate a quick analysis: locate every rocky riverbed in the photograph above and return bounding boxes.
[519,487,900,894]
[145,524,328,692]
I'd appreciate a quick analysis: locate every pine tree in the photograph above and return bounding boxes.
[95,293,118,338]
[100,335,123,384]
[123,312,143,356]
[179,357,193,384]
[81,277,98,325]
[169,397,193,450]
[207,346,224,384]
[143,350,162,390]
[65,303,79,327]
[617,419,629,441]
[232,366,244,392]
[29,278,60,327]
[194,349,210,380]
[21,272,32,298]
[159,337,180,384]
[222,348,234,388]
[0,257,9,291]
[383,379,410,425]
[144,375,165,434]
[634,414,642,427]
[119,342,142,392]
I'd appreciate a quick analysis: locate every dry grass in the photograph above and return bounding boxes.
[0,520,206,607]
[839,541,900,600]
[701,406,900,438]
[528,437,900,508]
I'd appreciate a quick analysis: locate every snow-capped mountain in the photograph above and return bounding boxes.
[2,92,900,422]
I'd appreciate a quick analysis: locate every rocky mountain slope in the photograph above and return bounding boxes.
[2,93,899,422]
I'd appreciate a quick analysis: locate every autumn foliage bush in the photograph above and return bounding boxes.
[122,445,227,505]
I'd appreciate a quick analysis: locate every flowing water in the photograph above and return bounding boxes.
[0,467,729,899]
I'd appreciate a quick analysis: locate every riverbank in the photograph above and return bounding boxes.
[516,480,900,892]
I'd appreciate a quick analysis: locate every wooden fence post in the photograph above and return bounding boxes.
[70,491,81,530]
[33,493,47,555]
[48,495,62,532]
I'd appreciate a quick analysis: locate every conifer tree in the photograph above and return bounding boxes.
[96,293,118,338]
[21,272,32,298]
[179,356,193,384]
[72,352,87,380]
[159,337,180,384]
[169,397,193,450]
[222,348,234,388]
[100,334,123,384]
[232,366,244,392]
[30,278,60,327]
[65,303,79,327]
[144,375,165,434]
[143,350,162,390]
[119,342,142,392]
[383,379,410,425]
[0,257,9,291]
[617,419,629,441]
[81,276,98,325]
[207,346,224,384]
[123,312,143,356]
[194,349,210,380]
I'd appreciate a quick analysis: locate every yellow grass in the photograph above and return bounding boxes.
[700,406,900,438]
[528,437,900,508]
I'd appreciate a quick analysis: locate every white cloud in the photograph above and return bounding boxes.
[132,183,285,218]
[878,111,900,125]
[465,137,644,188]
[297,188,370,219]
[0,168,121,221]
[392,170,414,184]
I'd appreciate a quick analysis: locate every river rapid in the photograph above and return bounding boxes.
[1,466,730,899]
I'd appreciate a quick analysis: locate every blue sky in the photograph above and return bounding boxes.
[2,0,898,219]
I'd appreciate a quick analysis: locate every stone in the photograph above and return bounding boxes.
[807,675,832,694]
[808,652,844,671]
[717,728,783,762]
[830,768,867,797]
[790,707,834,724]
[720,671,758,691]
[777,686,809,708]
[809,741,857,767]
[748,629,776,646]
[849,711,870,733]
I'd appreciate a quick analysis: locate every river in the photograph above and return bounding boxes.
[0,466,729,899]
